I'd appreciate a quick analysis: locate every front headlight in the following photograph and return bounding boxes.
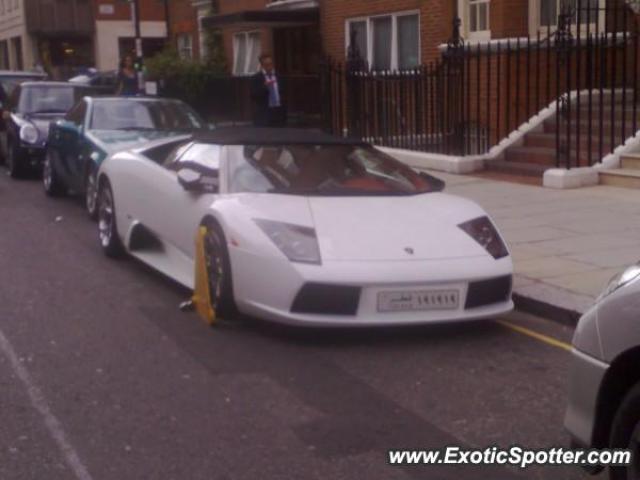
[597,263,640,302]
[19,124,39,144]
[458,216,509,259]
[255,219,321,265]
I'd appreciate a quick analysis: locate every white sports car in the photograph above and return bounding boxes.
[96,127,513,326]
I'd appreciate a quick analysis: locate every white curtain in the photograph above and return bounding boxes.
[246,33,262,74]
[398,15,419,70]
[233,34,247,75]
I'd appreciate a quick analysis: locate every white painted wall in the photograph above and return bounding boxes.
[95,20,167,70]
[191,0,210,61]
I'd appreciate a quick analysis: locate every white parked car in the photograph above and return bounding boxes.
[96,127,513,326]
[565,263,640,479]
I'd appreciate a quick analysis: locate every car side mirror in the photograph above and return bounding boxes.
[419,171,445,192]
[177,167,219,193]
[58,120,81,137]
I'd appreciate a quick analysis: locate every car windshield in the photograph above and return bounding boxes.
[90,100,203,131]
[18,85,77,114]
[227,144,439,196]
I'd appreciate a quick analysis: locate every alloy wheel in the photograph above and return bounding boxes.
[43,153,53,191]
[203,228,224,310]
[86,169,98,216]
[98,187,114,248]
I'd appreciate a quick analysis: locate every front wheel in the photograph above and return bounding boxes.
[609,382,640,480]
[43,149,66,196]
[97,179,124,258]
[85,164,98,220]
[202,220,238,320]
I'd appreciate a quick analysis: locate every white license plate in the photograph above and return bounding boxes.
[377,289,460,313]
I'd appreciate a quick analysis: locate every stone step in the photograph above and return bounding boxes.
[505,146,556,165]
[599,168,640,189]
[524,132,614,152]
[543,118,623,134]
[485,159,548,177]
[620,153,640,170]
[504,145,605,167]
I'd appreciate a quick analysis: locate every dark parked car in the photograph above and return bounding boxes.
[4,81,91,178]
[68,69,117,95]
[44,96,206,218]
[0,70,47,162]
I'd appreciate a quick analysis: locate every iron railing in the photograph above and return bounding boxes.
[323,0,640,167]
[160,74,322,126]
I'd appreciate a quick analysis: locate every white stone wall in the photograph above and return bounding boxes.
[95,20,167,71]
[0,0,31,70]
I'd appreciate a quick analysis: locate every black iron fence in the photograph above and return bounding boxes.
[323,0,640,167]
[160,74,322,126]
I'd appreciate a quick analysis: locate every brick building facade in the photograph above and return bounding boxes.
[204,0,320,75]
[200,0,539,75]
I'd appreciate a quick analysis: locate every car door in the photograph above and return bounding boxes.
[134,142,222,260]
[54,99,88,190]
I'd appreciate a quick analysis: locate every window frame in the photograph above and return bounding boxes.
[468,0,491,39]
[530,0,605,37]
[232,31,262,76]
[177,33,193,60]
[345,10,421,71]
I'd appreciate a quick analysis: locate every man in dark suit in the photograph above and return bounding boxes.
[250,53,286,127]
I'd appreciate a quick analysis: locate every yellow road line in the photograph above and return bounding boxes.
[495,320,572,352]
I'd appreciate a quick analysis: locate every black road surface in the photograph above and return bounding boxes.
[0,172,601,480]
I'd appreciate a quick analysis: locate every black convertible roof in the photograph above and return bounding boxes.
[194,127,366,146]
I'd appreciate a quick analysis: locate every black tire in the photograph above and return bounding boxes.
[202,219,238,320]
[43,148,66,197]
[6,140,25,179]
[609,381,640,480]
[85,163,99,220]
[97,179,125,258]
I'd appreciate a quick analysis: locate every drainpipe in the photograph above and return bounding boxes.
[131,0,144,89]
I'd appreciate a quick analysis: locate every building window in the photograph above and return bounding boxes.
[346,12,420,71]
[537,0,600,30]
[11,36,22,70]
[469,0,490,34]
[233,32,261,76]
[177,34,193,60]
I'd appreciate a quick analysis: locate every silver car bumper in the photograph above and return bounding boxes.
[564,347,609,447]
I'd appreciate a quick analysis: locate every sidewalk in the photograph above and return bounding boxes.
[429,171,640,322]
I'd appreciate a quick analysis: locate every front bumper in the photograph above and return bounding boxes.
[230,248,513,326]
[18,143,46,167]
[564,347,609,448]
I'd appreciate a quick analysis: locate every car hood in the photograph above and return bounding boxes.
[89,129,187,153]
[308,193,495,261]
[232,193,500,262]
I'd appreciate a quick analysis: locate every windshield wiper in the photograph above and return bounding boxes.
[267,187,317,194]
[116,127,158,131]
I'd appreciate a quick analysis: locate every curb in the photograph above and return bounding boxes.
[512,292,582,327]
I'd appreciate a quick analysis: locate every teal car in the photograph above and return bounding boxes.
[43,96,206,218]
